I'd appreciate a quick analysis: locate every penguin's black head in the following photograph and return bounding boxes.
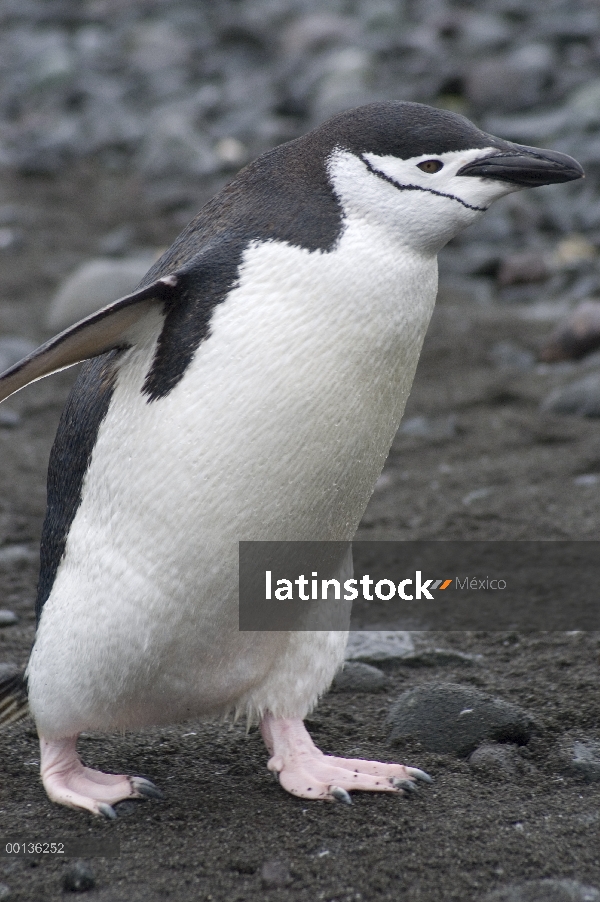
[314,101,583,187]
[300,101,583,253]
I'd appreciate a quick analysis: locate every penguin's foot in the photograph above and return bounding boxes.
[260,715,432,802]
[40,736,161,817]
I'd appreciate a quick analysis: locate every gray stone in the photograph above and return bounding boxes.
[0,409,21,428]
[63,861,95,892]
[399,414,457,441]
[489,341,535,372]
[0,611,18,627]
[0,545,37,568]
[402,647,483,667]
[481,879,600,902]
[566,740,600,782]
[97,225,136,256]
[483,110,571,144]
[138,104,219,179]
[260,859,292,889]
[345,631,414,663]
[541,373,600,418]
[46,256,156,331]
[539,301,600,363]
[465,44,555,113]
[332,661,387,692]
[456,11,511,54]
[311,47,373,121]
[497,252,550,287]
[387,682,535,756]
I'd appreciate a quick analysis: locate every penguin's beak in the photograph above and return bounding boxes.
[457,144,584,187]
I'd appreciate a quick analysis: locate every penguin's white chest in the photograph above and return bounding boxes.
[29,216,437,736]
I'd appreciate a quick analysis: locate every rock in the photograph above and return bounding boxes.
[332,662,388,692]
[0,337,37,374]
[0,409,21,428]
[281,14,358,59]
[62,861,95,892]
[541,373,600,417]
[214,137,247,168]
[260,859,292,889]
[0,611,18,627]
[489,341,535,371]
[402,648,483,667]
[46,256,156,331]
[455,11,511,54]
[345,631,415,663]
[483,109,571,144]
[138,104,219,179]
[387,682,536,756]
[481,879,600,902]
[539,301,600,362]
[311,47,373,121]
[553,235,597,268]
[97,225,136,256]
[465,44,555,113]
[564,740,600,782]
[468,742,518,780]
[497,252,550,287]
[0,545,37,568]
[398,414,458,441]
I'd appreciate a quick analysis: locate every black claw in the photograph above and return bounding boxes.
[97,803,117,820]
[392,778,418,793]
[330,786,352,805]
[406,767,433,784]
[132,778,164,800]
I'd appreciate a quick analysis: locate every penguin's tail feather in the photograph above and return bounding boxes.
[0,666,29,726]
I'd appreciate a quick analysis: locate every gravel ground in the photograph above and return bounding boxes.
[1,1,600,900]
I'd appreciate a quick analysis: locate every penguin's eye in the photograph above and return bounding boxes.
[417,159,444,174]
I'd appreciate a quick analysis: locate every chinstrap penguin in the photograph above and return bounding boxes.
[0,101,583,817]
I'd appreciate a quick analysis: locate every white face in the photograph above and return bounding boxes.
[328,146,522,255]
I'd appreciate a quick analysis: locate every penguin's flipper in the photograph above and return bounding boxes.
[0,274,179,404]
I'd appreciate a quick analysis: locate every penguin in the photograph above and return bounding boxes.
[0,102,583,817]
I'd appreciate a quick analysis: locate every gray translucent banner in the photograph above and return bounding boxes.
[238,541,600,630]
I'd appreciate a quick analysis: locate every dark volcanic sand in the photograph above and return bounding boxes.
[0,168,599,902]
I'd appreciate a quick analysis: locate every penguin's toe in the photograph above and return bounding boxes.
[39,735,162,816]
[261,716,432,802]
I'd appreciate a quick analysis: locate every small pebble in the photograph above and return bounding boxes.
[0,545,37,567]
[332,661,387,692]
[63,861,95,893]
[0,409,21,428]
[345,631,414,663]
[566,740,600,782]
[260,859,292,889]
[497,251,549,287]
[0,610,18,627]
[541,373,600,417]
[540,301,600,363]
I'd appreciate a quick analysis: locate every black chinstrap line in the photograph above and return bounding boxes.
[362,157,488,213]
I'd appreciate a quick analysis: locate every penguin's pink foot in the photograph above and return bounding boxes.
[260,715,431,803]
[40,736,162,818]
